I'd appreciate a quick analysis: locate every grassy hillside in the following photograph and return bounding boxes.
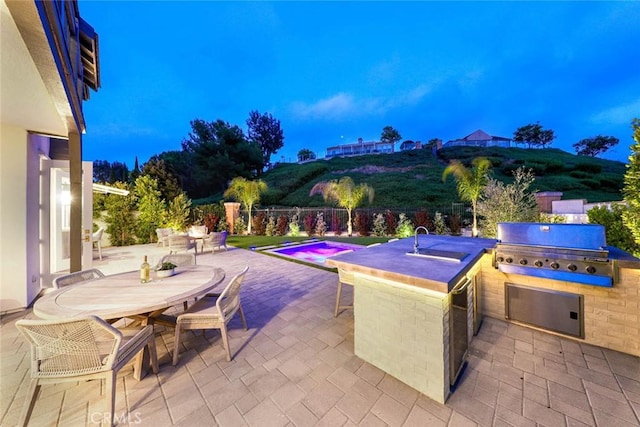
[216,146,626,209]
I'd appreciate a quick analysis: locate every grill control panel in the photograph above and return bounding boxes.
[494,247,616,287]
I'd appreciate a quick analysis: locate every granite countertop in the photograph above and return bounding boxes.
[325,235,498,294]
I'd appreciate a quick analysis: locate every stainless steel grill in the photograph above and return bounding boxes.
[494,223,618,287]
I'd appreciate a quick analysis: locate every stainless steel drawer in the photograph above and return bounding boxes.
[505,283,584,338]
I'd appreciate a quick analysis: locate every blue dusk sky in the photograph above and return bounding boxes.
[80,1,640,167]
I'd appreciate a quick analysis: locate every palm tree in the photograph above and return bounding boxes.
[442,157,492,237]
[223,177,268,234]
[310,177,374,236]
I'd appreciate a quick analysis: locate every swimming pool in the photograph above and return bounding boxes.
[265,241,365,266]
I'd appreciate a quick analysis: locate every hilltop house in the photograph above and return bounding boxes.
[326,137,394,158]
[1,0,100,313]
[444,129,511,148]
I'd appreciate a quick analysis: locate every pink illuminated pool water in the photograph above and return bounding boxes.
[266,241,365,265]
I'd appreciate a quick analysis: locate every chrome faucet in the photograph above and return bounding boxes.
[413,226,429,253]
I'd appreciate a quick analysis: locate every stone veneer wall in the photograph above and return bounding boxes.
[478,254,640,357]
[353,273,451,403]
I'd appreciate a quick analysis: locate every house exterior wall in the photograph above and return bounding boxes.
[0,127,52,313]
[1,0,100,313]
[1,125,29,312]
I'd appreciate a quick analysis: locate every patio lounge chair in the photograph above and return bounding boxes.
[53,268,105,289]
[92,227,104,260]
[202,231,228,253]
[334,268,354,317]
[15,315,158,427]
[172,266,249,364]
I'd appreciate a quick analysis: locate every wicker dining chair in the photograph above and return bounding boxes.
[334,268,355,317]
[202,231,228,253]
[173,266,249,364]
[15,315,158,427]
[52,268,105,289]
[168,235,197,258]
[92,227,105,260]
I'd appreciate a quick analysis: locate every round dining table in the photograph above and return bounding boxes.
[33,265,225,379]
[34,265,225,320]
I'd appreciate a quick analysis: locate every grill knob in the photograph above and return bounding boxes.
[567,264,577,272]
[586,265,597,274]
[550,262,560,270]
[496,256,505,263]
[519,259,528,265]
[505,257,513,264]
[534,260,543,267]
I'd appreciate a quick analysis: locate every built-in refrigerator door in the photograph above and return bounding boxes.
[450,277,471,387]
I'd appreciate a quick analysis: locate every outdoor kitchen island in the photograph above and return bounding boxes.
[325,234,498,404]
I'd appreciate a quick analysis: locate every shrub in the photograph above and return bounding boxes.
[599,174,623,190]
[477,167,539,238]
[434,212,449,235]
[544,161,564,173]
[574,162,602,174]
[332,212,343,236]
[303,213,315,236]
[372,213,387,237]
[315,212,327,236]
[396,213,414,237]
[588,204,639,255]
[449,214,462,235]
[569,170,591,179]
[252,212,267,236]
[580,179,601,190]
[265,215,277,236]
[289,210,300,236]
[276,214,289,236]
[165,193,192,232]
[234,216,246,235]
[354,211,371,236]
[216,218,229,232]
[414,210,433,231]
[203,213,220,233]
[385,210,397,236]
[539,213,566,223]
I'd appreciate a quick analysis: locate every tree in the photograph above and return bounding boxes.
[309,177,374,236]
[513,122,555,148]
[588,204,638,256]
[182,119,263,198]
[573,135,619,157]
[130,156,141,182]
[476,167,539,238]
[223,177,268,235]
[141,155,183,201]
[103,181,136,246]
[622,118,640,256]
[246,110,284,173]
[134,175,166,243]
[93,160,130,183]
[380,126,402,153]
[297,148,316,162]
[442,157,492,237]
[164,192,192,232]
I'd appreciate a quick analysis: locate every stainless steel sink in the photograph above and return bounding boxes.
[406,248,468,262]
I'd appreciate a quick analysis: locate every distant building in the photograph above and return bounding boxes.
[399,140,422,151]
[325,137,393,158]
[444,129,511,148]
